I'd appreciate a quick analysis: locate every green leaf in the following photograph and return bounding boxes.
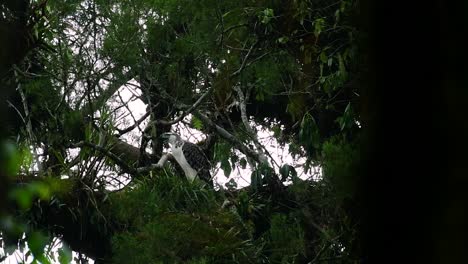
[230,154,239,164]
[313,18,325,37]
[28,182,51,200]
[260,8,274,24]
[190,115,204,130]
[338,102,353,131]
[221,159,232,177]
[320,51,327,64]
[250,170,262,191]
[35,254,51,264]
[277,36,289,44]
[27,232,49,259]
[279,164,297,182]
[240,158,247,169]
[214,142,232,177]
[58,244,72,264]
[334,9,341,23]
[1,141,21,176]
[12,189,33,210]
[299,113,320,151]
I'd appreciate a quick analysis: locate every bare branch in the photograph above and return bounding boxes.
[117,110,151,135]
[135,153,173,174]
[73,141,137,174]
[230,41,257,78]
[233,86,269,165]
[192,110,265,164]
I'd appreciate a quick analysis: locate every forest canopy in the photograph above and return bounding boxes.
[0,0,363,263]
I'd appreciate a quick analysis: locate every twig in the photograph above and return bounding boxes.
[222,23,249,34]
[230,41,258,78]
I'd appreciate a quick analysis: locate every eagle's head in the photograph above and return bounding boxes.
[160,132,181,146]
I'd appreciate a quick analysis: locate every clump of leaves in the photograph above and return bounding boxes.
[321,136,360,202]
[110,173,260,263]
[263,213,306,263]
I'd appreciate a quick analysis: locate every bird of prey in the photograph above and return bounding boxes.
[160,132,212,186]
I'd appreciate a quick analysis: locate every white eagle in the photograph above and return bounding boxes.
[159,132,212,186]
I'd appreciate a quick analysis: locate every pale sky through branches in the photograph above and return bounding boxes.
[109,85,321,189]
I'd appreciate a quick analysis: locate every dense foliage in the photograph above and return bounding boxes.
[1,0,363,263]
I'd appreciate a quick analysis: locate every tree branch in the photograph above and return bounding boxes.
[192,110,264,164]
[136,153,173,174]
[72,141,137,174]
[233,86,269,164]
[230,41,257,78]
[117,109,151,135]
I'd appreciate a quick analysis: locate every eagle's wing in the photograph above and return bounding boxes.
[182,142,212,185]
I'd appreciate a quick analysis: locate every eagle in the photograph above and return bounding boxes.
[160,132,213,186]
